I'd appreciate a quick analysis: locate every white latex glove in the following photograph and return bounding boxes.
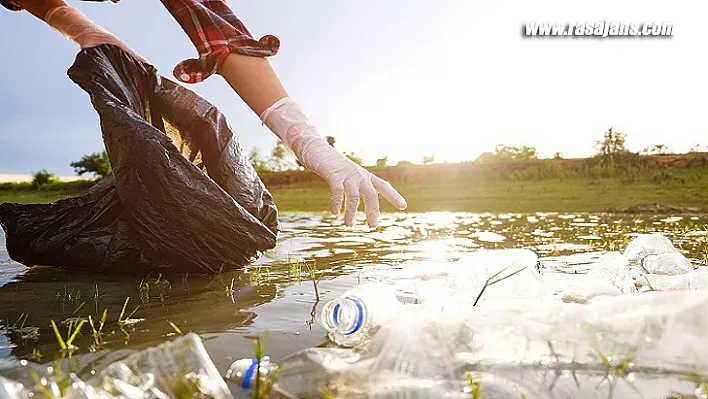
[45,6,147,63]
[260,97,407,227]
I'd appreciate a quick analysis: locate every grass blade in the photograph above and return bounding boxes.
[488,267,527,287]
[50,320,67,351]
[643,276,656,291]
[169,321,183,336]
[118,297,130,322]
[66,320,85,347]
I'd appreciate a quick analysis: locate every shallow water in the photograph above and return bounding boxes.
[1,211,708,397]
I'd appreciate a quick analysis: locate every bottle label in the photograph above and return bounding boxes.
[241,359,259,389]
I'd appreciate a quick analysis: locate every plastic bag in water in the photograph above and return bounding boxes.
[0,45,279,273]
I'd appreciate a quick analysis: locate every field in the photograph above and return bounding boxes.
[268,175,708,213]
[3,158,708,213]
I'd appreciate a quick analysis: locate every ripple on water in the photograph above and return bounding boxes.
[0,211,707,396]
[471,231,506,243]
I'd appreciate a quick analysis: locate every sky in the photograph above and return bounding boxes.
[1,0,707,179]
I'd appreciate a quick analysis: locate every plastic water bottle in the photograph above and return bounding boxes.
[225,348,361,399]
[624,233,678,263]
[640,252,693,276]
[225,356,278,392]
[321,283,403,347]
[95,333,232,399]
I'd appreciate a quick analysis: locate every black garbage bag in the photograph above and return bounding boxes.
[0,45,279,273]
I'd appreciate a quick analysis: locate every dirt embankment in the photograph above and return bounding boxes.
[607,204,703,214]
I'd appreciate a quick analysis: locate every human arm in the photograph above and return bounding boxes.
[11,0,145,62]
[217,54,408,228]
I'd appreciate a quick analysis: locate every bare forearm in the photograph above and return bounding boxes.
[17,0,67,19]
[217,53,288,117]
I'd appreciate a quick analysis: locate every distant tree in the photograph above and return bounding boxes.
[345,152,363,165]
[376,156,388,167]
[493,144,538,161]
[553,152,563,160]
[641,144,671,155]
[70,151,112,179]
[32,169,57,188]
[268,141,297,171]
[421,154,435,164]
[396,160,413,167]
[594,127,628,164]
[248,147,269,174]
[689,144,702,153]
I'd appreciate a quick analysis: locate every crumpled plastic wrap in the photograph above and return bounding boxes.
[0,45,279,273]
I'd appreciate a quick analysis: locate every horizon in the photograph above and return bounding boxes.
[2,0,707,176]
[2,142,703,183]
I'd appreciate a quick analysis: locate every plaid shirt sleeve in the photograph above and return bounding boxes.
[160,0,280,84]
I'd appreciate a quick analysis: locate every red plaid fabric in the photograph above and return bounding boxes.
[0,0,22,11]
[160,0,280,84]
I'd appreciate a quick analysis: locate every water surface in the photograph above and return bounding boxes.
[1,212,707,397]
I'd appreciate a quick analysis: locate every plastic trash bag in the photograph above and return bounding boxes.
[0,45,279,273]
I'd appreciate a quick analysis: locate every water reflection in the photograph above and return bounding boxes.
[1,212,708,387]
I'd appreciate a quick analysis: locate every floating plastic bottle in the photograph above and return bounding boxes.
[225,356,277,392]
[225,348,362,399]
[95,333,232,399]
[321,283,404,347]
[0,376,27,399]
[623,233,679,263]
[639,251,694,275]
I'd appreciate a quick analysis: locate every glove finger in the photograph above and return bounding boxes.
[343,179,360,227]
[329,181,345,215]
[361,178,380,228]
[372,175,408,210]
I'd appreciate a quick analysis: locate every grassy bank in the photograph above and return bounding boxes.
[0,180,93,206]
[3,163,707,213]
[269,174,708,213]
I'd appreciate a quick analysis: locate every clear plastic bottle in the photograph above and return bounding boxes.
[320,283,403,347]
[94,333,232,399]
[640,251,693,275]
[623,233,678,263]
[225,356,277,391]
[225,348,362,399]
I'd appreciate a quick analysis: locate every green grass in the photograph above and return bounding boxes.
[0,189,80,204]
[268,174,708,213]
[3,166,708,213]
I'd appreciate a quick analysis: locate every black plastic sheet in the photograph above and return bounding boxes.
[0,45,279,273]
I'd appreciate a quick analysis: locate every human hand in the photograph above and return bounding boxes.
[260,98,407,227]
[311,141,407,227]
[45,6,147,63]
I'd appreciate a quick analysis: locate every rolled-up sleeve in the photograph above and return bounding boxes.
[160,0,280,84]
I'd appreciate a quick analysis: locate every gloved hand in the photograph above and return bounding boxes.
[45,6,147,63]
[261,97,407,228]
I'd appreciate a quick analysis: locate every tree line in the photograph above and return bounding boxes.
[25,127,707,187]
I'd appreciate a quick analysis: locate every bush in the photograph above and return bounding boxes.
[70,151,112,179]
[31,169,57,188]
